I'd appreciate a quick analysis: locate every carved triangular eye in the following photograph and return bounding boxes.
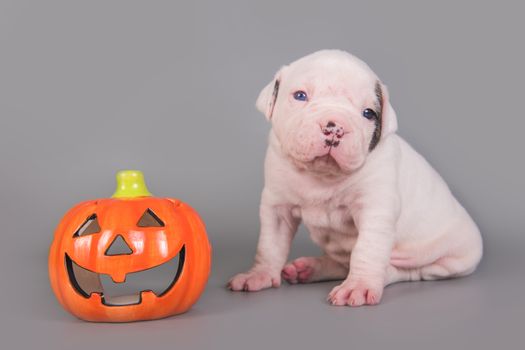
[73,214,101,237]
[137,208,164,227]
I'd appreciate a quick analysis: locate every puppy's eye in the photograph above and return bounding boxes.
[293,91,308,101]
[362,108,377,120]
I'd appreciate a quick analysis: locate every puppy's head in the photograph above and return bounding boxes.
[257,50,397,175]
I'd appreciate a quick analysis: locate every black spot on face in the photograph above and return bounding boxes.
[369,81,383,151]
[268,79,280,118]
[324,139,340,148]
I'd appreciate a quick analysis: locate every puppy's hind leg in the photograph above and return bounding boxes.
[386,252,481,285]
[282,255,348,284]
[388,223,482,285]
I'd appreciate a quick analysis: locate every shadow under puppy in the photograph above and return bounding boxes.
[228,50,482,306]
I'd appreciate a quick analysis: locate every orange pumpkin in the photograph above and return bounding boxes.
[48,170,211,322]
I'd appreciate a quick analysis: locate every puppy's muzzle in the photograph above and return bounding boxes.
[322,121,344,148]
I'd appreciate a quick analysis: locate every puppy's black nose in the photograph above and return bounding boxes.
[322,121,345,138]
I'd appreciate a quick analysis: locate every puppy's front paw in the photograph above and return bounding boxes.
[327,277,384,307]
[227,269,281,292]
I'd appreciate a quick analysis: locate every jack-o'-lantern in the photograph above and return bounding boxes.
[49,170,211,322]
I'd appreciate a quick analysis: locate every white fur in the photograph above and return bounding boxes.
[228,50,482,306]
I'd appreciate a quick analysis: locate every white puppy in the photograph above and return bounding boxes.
[228,50,482,306]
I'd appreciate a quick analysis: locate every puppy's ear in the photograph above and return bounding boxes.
[378,82,398,137]
[256,67,286,120]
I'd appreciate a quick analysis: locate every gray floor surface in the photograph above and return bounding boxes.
[3,230,523,350]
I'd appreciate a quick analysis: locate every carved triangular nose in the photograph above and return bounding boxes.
[105,235,133,256]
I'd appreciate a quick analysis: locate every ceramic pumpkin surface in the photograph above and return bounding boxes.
[49,170,211,322]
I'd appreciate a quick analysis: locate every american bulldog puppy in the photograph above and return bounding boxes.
[228,50,482,306]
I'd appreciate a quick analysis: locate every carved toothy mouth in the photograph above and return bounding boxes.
[65,246,185,306]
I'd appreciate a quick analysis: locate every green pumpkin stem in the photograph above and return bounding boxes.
[112,170,152,198]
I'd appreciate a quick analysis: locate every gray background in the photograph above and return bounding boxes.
[0,0,523,349]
